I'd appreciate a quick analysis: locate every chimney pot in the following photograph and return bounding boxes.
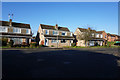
[55,24,58,30]
[9,19,12,27]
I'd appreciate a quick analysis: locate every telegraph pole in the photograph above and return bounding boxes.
[56,24,58,48]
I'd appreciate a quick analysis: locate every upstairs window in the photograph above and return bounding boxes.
[105,35,107,38]
[96,33,99,38]
[45,30,49,35]
[100,34,103,38]
[62,32,66,36]
[0,26,8,32]
[53,31,58,35]
[13,28,21,33]
[91,33,94,37]
[70,33,73,36]
[26,29,30,34]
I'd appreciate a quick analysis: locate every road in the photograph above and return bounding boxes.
[2,47,120,79]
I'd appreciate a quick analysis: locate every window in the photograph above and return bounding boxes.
[61,39,66,43]
[70,33,73,36]
[0,26,7,32]
[45,30,49,35]
[91,33,94,37]
[105,35,107,38]
[100,34,103,38]
[62,32,66,36]
[26,29,30,34]
[51,39,58,43]
[96,33,99,38]
[13,28,21,33]
[53,31,58,35]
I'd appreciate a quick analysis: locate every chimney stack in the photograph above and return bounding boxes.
[9,19,12,27]
[8,14,13,27]
[88,27,91,30]
[55,24,58,30]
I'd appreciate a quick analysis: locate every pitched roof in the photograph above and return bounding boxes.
[0,20,31,29]
[96,31,105,34]
[78,28,106,34]
[78,28,96,33]
[107,33,117,37]
[40,24,70,32]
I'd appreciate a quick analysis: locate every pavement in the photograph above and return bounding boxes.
[1,47,120,79]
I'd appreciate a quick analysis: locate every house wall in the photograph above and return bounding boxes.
[0,26,32,44]
[107,35,116,42]
[48,39,71,47]
[38,25,45,45]
[77,40,85,47]
[102,32,107,40]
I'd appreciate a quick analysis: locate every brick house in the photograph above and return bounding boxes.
[74,28,105,46]
[107,33,119,42]
[37,24,74,47]
[0,19,32,45]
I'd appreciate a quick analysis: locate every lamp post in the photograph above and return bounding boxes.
[56,24,58,48]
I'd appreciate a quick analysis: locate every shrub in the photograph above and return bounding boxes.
[39,45,45,47]
[71,43,76,47]
[8,40,14,47]
[51,45,54,47]
[30,43,37,47]
[108,44,111,47]
[0,38,8,46]
[41,40,44,45]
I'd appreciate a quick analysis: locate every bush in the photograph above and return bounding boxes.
[39,45,45,47]
[51,45,54,47]
[71,43,76,47]
[30,43,37,47]
[0,38,8,46]
[8,40,14,47]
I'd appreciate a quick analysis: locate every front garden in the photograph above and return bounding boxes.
[0,38,47,48]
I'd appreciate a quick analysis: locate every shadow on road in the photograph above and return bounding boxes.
[2,49,120,79]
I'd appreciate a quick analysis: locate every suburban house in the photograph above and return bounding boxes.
[74,28,105,47]
[37,24,74,47]
[0,19,32,45]
[107,33,119,42]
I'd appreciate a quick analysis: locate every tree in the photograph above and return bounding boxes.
[35,32,40,46]
[76,27,95,46]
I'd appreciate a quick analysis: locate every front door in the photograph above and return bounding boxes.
[45,39,49,46]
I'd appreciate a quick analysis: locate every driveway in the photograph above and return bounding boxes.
[2,48,120,79]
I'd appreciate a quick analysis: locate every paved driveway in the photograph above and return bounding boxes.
[2,48,120,79]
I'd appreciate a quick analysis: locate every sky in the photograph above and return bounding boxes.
[2,2,118,36]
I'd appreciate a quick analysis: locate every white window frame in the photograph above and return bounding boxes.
[53,31,58,35]
[100,34,103,38]
[0,26,8,33]
[70,32,73,36]
[26,29,30,34]
[61,32,66,36]
[13,28,21,33]
[45,30,49,35]
[96,33,99,38]
[91,33,94,37]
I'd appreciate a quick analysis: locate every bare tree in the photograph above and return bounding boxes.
[76,27,95,46]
